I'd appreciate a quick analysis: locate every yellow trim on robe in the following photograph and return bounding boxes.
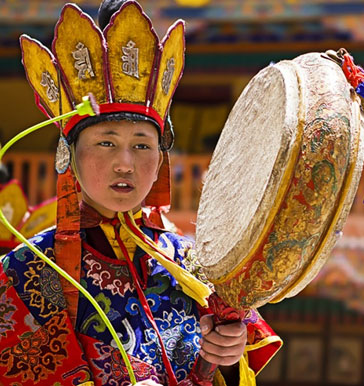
[99,210,142,260]
[240,354,257,386]
[213,368,227,386]
[245,336,283,376]
[245,335,283,353]
[213,355,256,386]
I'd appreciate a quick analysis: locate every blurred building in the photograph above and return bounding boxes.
[2,0,364,153]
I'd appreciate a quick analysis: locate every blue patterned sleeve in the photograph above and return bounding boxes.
[158,232,214,289]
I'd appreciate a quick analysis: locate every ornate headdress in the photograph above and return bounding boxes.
[20,0,185,209]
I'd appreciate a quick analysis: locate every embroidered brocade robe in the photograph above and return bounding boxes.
[0,222,281,385]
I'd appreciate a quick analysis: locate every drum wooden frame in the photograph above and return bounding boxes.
[196,52,364,309]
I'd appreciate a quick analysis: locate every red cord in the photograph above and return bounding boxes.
[113,224,178,386]
[342,53,364,88]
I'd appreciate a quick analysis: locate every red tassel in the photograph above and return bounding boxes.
[54,167,81,326]
[342,53,364,89]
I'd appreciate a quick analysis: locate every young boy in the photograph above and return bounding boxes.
[0,1,281,385]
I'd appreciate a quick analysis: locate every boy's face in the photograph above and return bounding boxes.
[74,119,162,218]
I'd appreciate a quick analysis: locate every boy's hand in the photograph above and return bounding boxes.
[199,314,247,366]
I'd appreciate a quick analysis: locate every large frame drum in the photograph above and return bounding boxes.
[196,52,364,310]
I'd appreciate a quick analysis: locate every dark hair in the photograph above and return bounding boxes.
[67,112,160,145]
[98,0,128,30]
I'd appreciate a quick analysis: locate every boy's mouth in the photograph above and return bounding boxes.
[110,181,134,193]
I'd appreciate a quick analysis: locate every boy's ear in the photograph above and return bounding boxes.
[155,150,164,182]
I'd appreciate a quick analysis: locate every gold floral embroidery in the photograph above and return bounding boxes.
[23,248,66,318]
[0,311,70,383]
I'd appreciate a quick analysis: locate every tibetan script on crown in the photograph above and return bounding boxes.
[162,58,175,95]
[40,71,59,102]
[122,40,139,79]
[72,42,95,80]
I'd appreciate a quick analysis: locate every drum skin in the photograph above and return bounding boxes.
[196,52,364,310]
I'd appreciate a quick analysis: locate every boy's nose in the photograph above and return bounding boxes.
[113,150,134,173]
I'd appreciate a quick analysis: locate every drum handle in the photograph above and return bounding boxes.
[184,293,247,386]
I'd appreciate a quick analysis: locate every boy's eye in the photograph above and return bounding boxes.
[98,141,114,147]
[135,144,150,150]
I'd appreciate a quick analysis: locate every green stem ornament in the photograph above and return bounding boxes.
[0,95,137,385]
